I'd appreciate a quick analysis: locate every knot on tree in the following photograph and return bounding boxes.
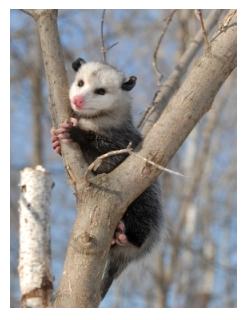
[73,232,98,254]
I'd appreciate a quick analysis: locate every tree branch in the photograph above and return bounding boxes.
[138,9,223,135]
[195,10,210,51]
[23,9,89,189]
[100,9,107,63]
[152,10,177,85]
[100,9,119,62]
[84,143,185,182]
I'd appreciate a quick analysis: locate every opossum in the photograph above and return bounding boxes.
[51,58,162,299]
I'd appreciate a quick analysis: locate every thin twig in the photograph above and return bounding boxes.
[107,41,119,51]
[153,10,177,85]
[137,91,159,129]
[210,10,236,43]
[85,143,185,182]
[84,144,133,181]
[21,9,35,17]
[101,9,107,63]
[195,10,210,52]
[219,9,237,32]
[100,10,119,63]
[131,152,186,177]
[141,10,177,127]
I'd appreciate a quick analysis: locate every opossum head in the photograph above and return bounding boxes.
[69,58,137,130]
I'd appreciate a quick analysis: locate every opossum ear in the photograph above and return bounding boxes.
[121,76,137,91]
[72,58,86,72]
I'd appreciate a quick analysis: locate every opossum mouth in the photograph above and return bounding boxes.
[72,109,111,120]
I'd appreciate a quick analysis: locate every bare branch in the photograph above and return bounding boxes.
[100,10,119,62]
[107,41,119,51]
[195,10,210,51]
[131,151,185,178]
[153,10,177,85]
[100,9,107,63]
[85,142,185,182]
[219,9,237,32]
[84,144,133,181]
[21,9,36,18]
[138,9,223,134]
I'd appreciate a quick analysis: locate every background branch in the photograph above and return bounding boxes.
[152,10,177,85]
[100,9,107,63]
[138,9,223,135]
[195,9,210,51]
[100,9,119,62]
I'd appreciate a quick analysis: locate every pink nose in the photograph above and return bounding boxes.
[73,95,84,109]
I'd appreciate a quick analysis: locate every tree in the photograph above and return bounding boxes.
[14,9,236,307]
[18,166,53,307]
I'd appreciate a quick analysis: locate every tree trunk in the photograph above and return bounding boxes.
[18,165,53,307]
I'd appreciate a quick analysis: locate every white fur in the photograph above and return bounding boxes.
[69,62,132,131]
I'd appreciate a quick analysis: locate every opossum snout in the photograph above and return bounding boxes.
[72,95,84,109]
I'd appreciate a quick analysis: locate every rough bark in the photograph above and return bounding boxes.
[22,9,236,307]
[18,166,53,307]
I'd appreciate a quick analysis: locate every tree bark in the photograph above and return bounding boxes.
[31,29,44,166]
[18,166,53,307]
[22,9,236,307]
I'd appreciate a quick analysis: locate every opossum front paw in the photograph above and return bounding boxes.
[50,117,78,155]
[57,117,78,140]
[111,221,129,247]
[51,127,62,155]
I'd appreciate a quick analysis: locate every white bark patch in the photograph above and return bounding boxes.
[18,166,53,307]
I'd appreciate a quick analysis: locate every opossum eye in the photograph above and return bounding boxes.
[95,88,106,95]
[77,80,84,87]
